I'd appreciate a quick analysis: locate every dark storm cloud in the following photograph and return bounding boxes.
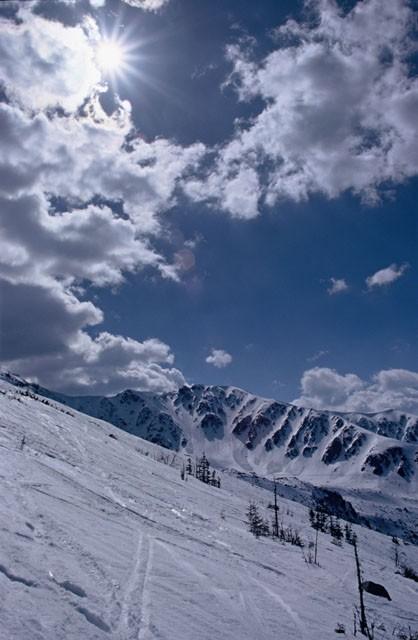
[0,279,101,360]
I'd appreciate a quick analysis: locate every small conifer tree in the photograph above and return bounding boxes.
[186,457,193,476]
[246,502,269,538]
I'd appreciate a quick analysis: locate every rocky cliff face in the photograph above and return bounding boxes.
[2,373,417,489]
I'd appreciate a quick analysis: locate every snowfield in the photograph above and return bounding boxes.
[1,378,418,639]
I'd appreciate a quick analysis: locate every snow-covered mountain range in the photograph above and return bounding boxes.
[1,373,418,639]
[2,372,417,493]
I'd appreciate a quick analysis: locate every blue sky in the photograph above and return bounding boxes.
[0,0,417,413]
[97,180,417,399]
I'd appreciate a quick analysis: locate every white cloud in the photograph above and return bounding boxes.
[327,278,349,295]
[185,162,261,220]
[205,349,233,368]
[294,366,418,414]
[120,0,170,9]
[0,195,163,287]
[366,263,408,288]
[42,0,168,11]
[187,0,418,217]
[0,98,202,287]
[222,166,261,220]
[0,97,203,234]
[0,7,200,394]
[0,11,101,113]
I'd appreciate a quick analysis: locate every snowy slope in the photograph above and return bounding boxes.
[1,377,418,639]
[4,373,417,494]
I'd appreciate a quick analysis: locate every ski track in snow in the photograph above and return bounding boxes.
[155,536,285,640]
[155,537,226,602]
[253,577,307,639]
[119,533,153,640]
[108,487,127,509]
[237,576,269,639]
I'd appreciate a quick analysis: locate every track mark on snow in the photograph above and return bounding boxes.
[254,577,307,639]
[157,537,275,639]
[156,538,225,602]
[59,579,87,598]
[119,532,153,640]
[49,572,87,598]
[75,605,111,632]
[108,487,127,508]
[0,563,36,587]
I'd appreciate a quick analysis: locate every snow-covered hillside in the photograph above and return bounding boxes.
[4,373,417,493]
[1,376,418,639]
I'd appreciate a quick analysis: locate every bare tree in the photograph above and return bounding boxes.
[272,480,280,538]
[353,539,374,638]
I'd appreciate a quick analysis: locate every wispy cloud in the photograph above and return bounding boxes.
[327,278,349,295]
[307,350,329,363]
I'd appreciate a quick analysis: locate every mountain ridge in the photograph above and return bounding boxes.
[2,372,417,492]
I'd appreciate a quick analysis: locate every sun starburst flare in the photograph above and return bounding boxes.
[92,22,163,95]
[96,40,125,73]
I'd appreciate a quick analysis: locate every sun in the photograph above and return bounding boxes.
[93,26,143,86]
[96,40,125,74]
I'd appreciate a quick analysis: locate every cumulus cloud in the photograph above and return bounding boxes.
[0,7,199,394]
[0,98,203,234]
[294,366,418,414]
[0,279,184,394]
[205,349,233,368]
[366,263,408,289]
[187,0,418,217]
[327,278,349,295]
[0,194,164,287]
